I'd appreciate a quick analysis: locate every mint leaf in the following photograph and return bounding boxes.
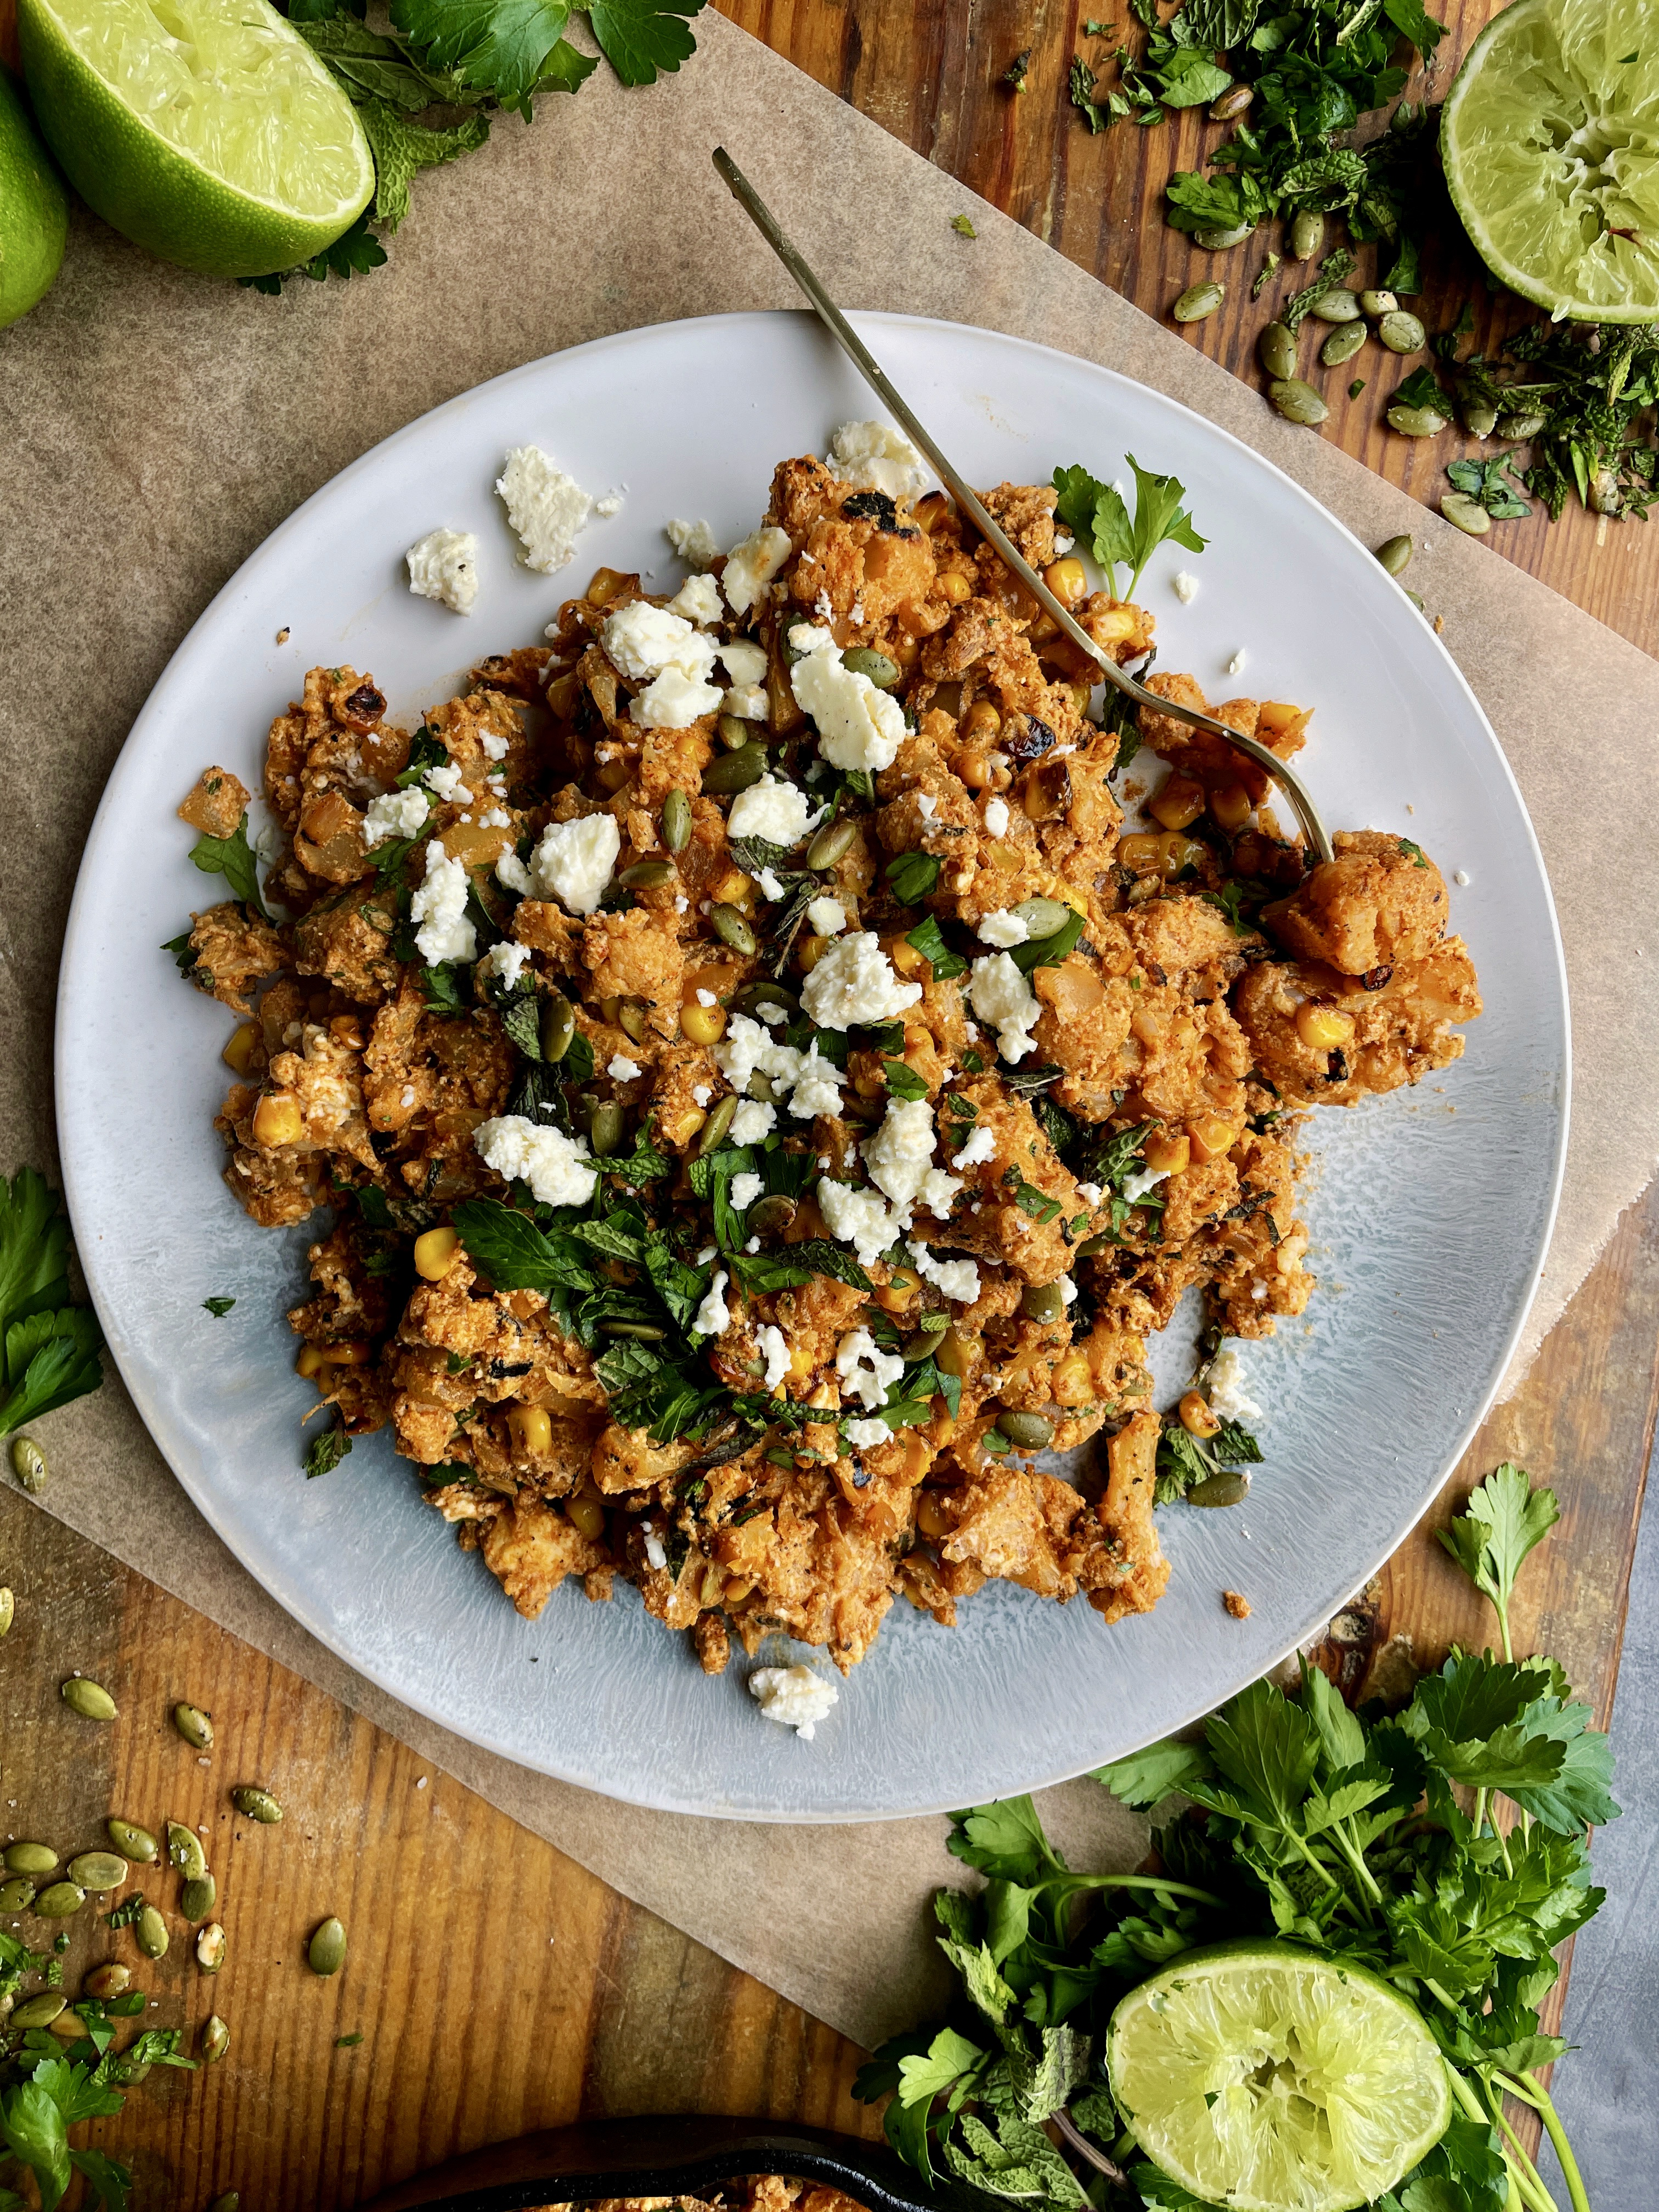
[886,851,941,904]
[584,0,706,85]
[359,100,490,230]
[1008,906,1084,975]
[884,1058,930,1102]
[450,1199,596,1296]
[303,1418,352,1480]
[905,915,968,980]
[202,1296,235,1318]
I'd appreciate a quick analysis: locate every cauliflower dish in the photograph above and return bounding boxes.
[167,435,1480,1682]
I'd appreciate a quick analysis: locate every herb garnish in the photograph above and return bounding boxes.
[1154,1409,1262,1502]
[0,1169,105,1438]
[186,808,269,921]
[1052,455,1206,603]
[886,851,943,904]
[202,1296,236,1318]
[303,1415,353,1479]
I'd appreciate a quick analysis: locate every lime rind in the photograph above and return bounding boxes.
[1106,1940,1451,2212]
[1442,0,1659,324]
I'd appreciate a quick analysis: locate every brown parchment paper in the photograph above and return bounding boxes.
[5,12,1659,2052]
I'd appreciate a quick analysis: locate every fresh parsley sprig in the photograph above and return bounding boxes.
[1052,455,1205,603]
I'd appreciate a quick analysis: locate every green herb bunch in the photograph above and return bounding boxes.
[246,0,710,290]
[856,1463,1612,2212]
[0,1170,104,1440]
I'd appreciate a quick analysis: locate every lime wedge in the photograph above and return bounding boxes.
[1106,1940,1451,2212]
[17,0,373,280]
[0,67,68,329]
[1441,0,1659,323]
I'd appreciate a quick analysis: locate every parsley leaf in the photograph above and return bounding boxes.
[188,809,269,919]
[951,213,977,239]
[388,0,592,105]
[237,212,388,294]
[1437,1462,1560,1662]
[586,0,704,85]
[202,1296,235,1318]
[1051,453,1205,602]
[885,850,941,904]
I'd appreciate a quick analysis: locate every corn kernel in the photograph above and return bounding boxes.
[1052,1350,1094,1405]
[595,760,630,794]
[899,1432,934,1487]
[888,936,926,976]
[874,1266,922,1313]
[1118,832,1163,873]
[1087,603,1139,647]
[1143,1130,1190,1177]
[797,934,831,974]
[586,566,631,605]
[252,1093,303,1148]
[658,1105,707,1149]
[1149,774,1206,832]
[722,1578,754,1607]
[1179,1390,1221,1438]
[936,1326,975,1381]
[1187,1113,1239,1164]
[938,570,972,603]
[508,1404,554,1456]
[915,1491,951,1541]
[317,1341,371,1366]
[566,1493,605,1541]
[1211,783,1253,833]
[1296,1002,1356,1051]
[222,1022,258,1077]
[1156,831,1208,877]
[413,1226,460,1281]
[1042,556,1088,607]
[953,749,992,789]
[296,1344,324,1379]
[962,699,1002,743]
[680,1002,727,1046]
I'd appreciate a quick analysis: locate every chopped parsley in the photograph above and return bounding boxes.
[202,1296,236,1318]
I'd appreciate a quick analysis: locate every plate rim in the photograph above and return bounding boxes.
[54,307,1571,1820]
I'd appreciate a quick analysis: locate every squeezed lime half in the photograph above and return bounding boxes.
[1441,0,1659,323]
[18,0,373,279]
[1106,1940,1452,2212]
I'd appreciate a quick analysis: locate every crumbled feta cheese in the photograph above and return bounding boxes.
[757,866,786,901]
[1225,648,1248,676]
[718,639,768,687]
[806,895,847,937]
[977,909,1029,948]
[595,491,622,518]
[1173,571,1200,605]
[1076,1181,1103,1207]
[477,808,511,829]
[478,940,529,991]
[836,1325,906,1410]
[692,1084,712,1107]
[818,1177,902,1268]
[405,527,478,615]
[748,1664,837,1740]
[529,814,619,914]
[843,1416,893,1449]
[760,1324,790,1392]
[788,1043,845,1120]
[969,953,1041,1063]
[1054,531,1075,555]
[1122,1164,1170,1204]
[984,796,1010,837]
[951,1124,998,1170]
[666,572,723,627]
[1454,869,1471,888]
[1060,1277,1077,1304]
[827,419,928,500]
[667,517,721,567]
[495,446,596,573]
[1207,1348,1264,1423]
[800,932,922,1030]
[907,1240,980,1304]
[696,989,718,1008]
[917,1168,961,1217]
[696,1245,717,1265]
[400,1085,415,1109]
[791,636,907,773]
[757,1002,787,1027]
[863,1097,940,1211]
[496,849,532,895]
[633,665,723,729]
[410,845,476,965]
[787,620,836,654]
[692,1268,731,1337]
[481,730,510,762]
[425,760,472,805]
[917,793,938,819]
[643,1529,668,1572]
[474,1115,597,1208]
[720,1171,761,1218]
[607,1054,642,1081]
[724,683,769,721]
[602,601,719,682]
[727,773,821,849]
[729,1099,777,1147]
[723,524,793,616]
[362,787,430,847]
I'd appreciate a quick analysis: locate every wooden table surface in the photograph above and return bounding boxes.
[4,2,1656,2205]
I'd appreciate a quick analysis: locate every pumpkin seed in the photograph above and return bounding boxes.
[1498,409,1547,442]
[1590,465,1622,516]
[196,1922,227,1974]
[1206,84,1252,123]
[10,1436,46,1493]
[587,1101,624,1158]
[172,1702,215,1749]
[746,1070,780,1107]
[709,903,757,956]
[806,817,857,871]
[1268,379,1329,427]
[617,997,649,1045]
[1189,1470,1250,1508]
[1378,309,1426,354]
[136,1905,169,1959]
[746,1194,798,1240]
[701,742,769,794]
[1375,534,1414,578]
[1441,493,1492,537]
[106,1819,159,1864]
[696,1094,738,1156]
[230,1785,284,1825]
[842,647,901,689]
[902,1315,951,1362]
[1308,287,1361,323]
[200,2013,230,2063]
[1193,219,1252,249]
[61,1677,117,1722]
[1404,589,1426,612]
[1318,321,1367,369]
[166,1822,206,1880]
[84,1963,131,1999]
[716,713,754,751]
[0,1588,12,1639]
[1019,1283,1068,1326]
[1288,208,1323,260]
[1075,1233,1113,1257]
[1013,895,1070,939]
[1386,403,1448,438]
[1358,288,1398,318]
[1172,280,1225,325]
[732,978,797,1019]
[48,2009,88,2041]
[67,1852,128,1893]
[308,1916,347,1977]
[12,1993,66,2029]
[4,1842,58,1877]
[996,1411,1055,1450]
[1257,321,1296,382]
[539,990,576,1064]
[979,1429,1013,1457]
[0,1878,35,1911]
[596,1319,668,1343]
[180,1875,216,1923]
[34,1882,86,1918]
[1463,403,1498,440]
[619,859,674,890]
[661,786,693,854]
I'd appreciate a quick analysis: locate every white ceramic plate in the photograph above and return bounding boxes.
[56,312,1568,1820]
